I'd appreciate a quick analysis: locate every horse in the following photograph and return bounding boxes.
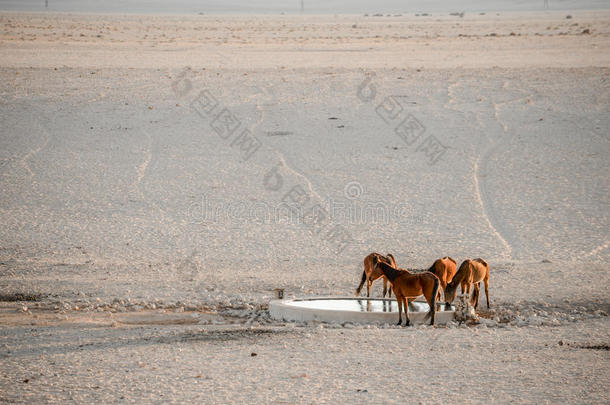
[355,252,397,298]
[444,258,490,309]
[370,261,440,326]
[426,256,457,304]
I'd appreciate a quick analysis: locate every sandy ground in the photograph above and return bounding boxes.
[0,11,609,404]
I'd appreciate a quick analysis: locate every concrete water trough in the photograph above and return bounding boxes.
[269,297,456,325]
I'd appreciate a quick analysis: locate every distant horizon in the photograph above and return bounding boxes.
[1,0,609,15]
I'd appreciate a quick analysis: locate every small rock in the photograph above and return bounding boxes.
[250,352,257,357]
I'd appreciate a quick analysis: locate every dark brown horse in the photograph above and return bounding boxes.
[444,258,490,309]
[427,256,457,303]
[355,252,397,298]
[369,261,440,326]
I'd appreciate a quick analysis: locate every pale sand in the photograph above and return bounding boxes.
[1,11,609,69]
[0,11,608,404]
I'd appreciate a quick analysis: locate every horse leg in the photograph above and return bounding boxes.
[406,297,414,311]
[470,284,476,307]
[366,278,371,298]
[403,296,411,327]
[396,295,403,326]
[435,282,441,310]
[438,281,446,311]
[471,283,481,309]
[442,285,452,310]
[382,278,388,298]
[484,276,490,309]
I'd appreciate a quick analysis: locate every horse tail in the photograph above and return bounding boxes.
[459,259,471,273]
[355,270,367,296]
[424,275,440,325]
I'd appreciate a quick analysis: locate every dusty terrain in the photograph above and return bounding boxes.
[0,10,608,404]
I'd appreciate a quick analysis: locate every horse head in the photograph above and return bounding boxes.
[369,260,386,282]
[444,281,458,304]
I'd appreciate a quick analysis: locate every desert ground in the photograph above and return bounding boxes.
[0,9,609,404]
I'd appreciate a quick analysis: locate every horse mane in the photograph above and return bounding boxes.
[376,261,403,282]
[445,256,457,265]
[448,259,471,287]
[458,259,471,272]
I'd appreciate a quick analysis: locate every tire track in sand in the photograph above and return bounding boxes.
[581,240,610,260]
[471,83,534,260]
[474,155,513,259]
[20,116,50,178]
[445,78,514,260]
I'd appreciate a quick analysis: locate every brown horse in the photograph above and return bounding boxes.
[427,256,457,303]
[444,258,490,309]
[370,261,440,326]
[355,252,397,298]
